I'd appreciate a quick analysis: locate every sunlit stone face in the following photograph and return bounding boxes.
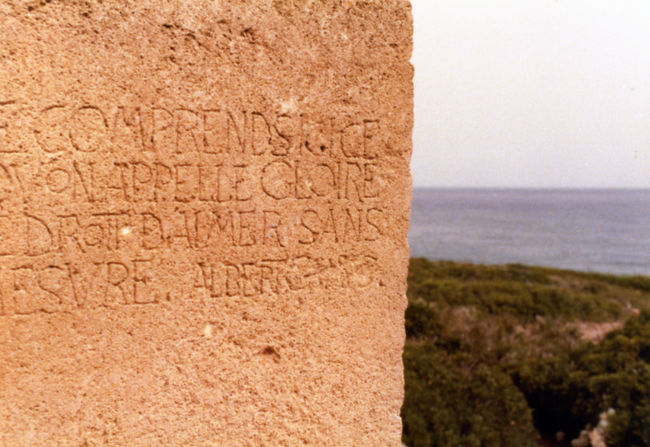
[0,1,413,444]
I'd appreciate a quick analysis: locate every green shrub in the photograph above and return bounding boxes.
[404,259,650,445]
[407,258,626,321]
[402,343,539,447]
[512,311,650,446]
[405,300,442,340]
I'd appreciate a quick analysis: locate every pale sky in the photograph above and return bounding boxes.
[411,0,650,188]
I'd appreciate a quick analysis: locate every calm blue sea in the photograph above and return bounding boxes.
[408,188,650,276]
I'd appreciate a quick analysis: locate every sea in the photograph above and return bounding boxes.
[408,188,650,276]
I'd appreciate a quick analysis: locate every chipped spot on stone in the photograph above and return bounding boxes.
[203,324,213,338]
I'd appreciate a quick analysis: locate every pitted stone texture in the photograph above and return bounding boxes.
[0,1,413,445]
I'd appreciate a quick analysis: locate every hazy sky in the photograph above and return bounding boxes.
[411,0,650,188]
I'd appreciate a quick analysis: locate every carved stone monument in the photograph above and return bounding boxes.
[0,1,413,444]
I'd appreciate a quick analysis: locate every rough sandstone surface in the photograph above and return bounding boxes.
[0,1,413,445]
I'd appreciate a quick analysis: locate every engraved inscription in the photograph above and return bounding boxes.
[0,101,389,318]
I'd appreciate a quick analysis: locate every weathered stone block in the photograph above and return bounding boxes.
[0,1,412,444]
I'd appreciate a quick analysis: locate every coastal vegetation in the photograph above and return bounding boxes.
[402,258,650,447]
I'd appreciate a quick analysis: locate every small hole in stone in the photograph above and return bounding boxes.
[261,346,280,357]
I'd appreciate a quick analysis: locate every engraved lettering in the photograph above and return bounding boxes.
[70,106,109,153]
[34,105,69,154]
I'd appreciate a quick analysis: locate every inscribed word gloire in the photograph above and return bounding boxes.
[0,1,413,445]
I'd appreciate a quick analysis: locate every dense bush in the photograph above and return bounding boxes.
[513,311,650,447]
[405,300,442,340]
[402,259,650,446]
[402,343,539,447]
[407,258,633,322]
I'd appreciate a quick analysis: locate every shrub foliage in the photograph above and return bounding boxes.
[402,258,650,447]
